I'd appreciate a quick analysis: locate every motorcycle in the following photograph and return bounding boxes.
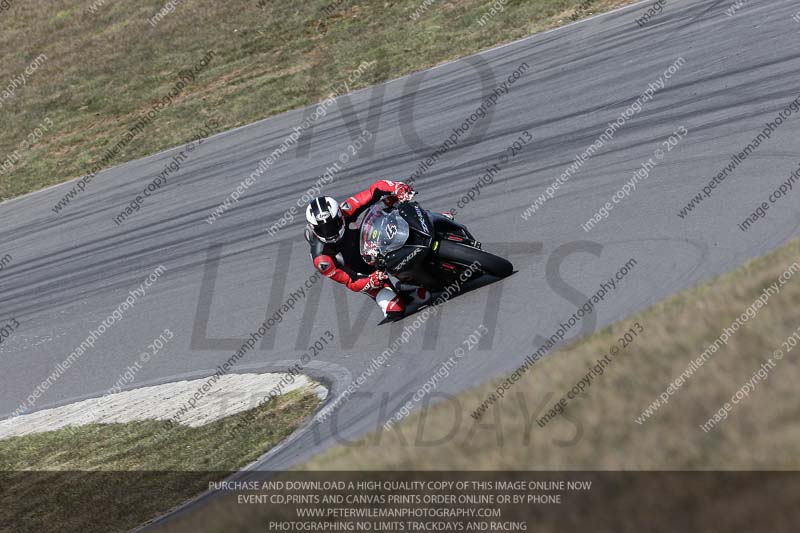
[359,199,513,296]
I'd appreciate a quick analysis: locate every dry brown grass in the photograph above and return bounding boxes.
[0,388,321,532]
[302,238,800,471]
[0,0,634,201]
[153,239,800,533]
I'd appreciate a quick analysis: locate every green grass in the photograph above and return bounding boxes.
[0,0,632,202]
[0,388,321,532]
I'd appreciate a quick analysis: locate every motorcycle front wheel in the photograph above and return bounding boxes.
[436,240,513,278]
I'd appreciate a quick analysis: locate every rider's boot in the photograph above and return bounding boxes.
[375,287,405,320]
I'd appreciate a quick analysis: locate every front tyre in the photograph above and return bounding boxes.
[437,240,513,278]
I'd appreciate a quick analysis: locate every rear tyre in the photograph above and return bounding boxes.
[437,240,513,278]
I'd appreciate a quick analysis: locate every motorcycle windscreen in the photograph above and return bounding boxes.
[360,204,410,261]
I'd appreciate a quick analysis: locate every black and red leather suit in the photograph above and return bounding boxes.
[305,180,409,314]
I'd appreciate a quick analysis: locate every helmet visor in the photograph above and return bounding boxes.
[315,214,345,242]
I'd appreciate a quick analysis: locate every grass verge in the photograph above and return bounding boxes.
[0,0,634,202]
[158,237,800,529]
[305,238,800,470]
[0,387,321,532]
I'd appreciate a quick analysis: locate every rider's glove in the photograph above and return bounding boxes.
[393,183,415,203]
[362,270,389,291]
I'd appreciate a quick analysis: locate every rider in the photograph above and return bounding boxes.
[305,180,429,320]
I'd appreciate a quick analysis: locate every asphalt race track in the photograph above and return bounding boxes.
[1,0,799,491]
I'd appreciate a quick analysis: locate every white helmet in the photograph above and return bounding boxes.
[306,196,345,243]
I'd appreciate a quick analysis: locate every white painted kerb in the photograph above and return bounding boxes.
[0,373,327,439]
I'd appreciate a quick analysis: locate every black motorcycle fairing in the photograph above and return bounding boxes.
[429,213,476,245]
[396,202,433,237]
[380,203,432,276]
[359,201,509,291]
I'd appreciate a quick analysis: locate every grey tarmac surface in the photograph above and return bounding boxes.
[1,0,799,482]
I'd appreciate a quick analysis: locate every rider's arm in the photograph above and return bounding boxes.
[340,180,407,220]
[313,254,374,292]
